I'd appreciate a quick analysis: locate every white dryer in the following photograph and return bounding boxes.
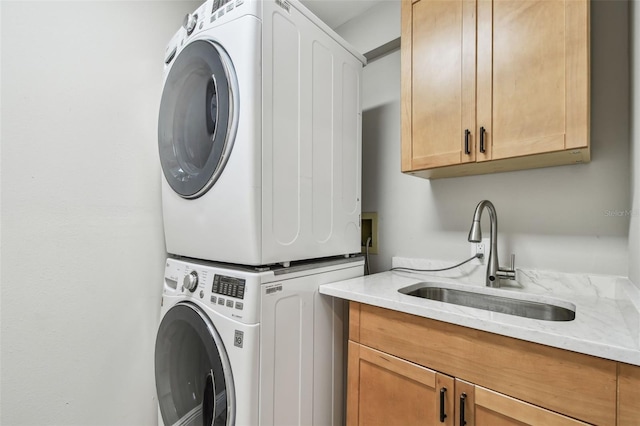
[154,255,364,426]
[158,0,366,266]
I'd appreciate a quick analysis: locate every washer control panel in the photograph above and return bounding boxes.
[212,275,245,299]
[163,258,261,324]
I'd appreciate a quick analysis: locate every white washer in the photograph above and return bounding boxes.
[158,0,366,266]
[155,255,364,426]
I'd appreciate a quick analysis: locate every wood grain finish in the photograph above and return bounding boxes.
[403,0,476,170]
[407,147,590,179]
[618,362,640,425]
[354,303,616,425]
[437,373,455,426]
[348,301,361,343]
[455,379,476,426]
[400,0,412,172]
[484,0,568,161]
[474,386,588,425]
[402,0,590,177]
[347,341,443,426]
[565,0,590,149]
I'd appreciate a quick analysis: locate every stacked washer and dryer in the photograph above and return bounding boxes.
[154,0,366,425]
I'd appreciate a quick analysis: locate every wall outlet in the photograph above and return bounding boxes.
[470,238,490,263]
[361,212,378,254]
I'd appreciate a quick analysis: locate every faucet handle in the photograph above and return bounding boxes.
[497,254,516,280]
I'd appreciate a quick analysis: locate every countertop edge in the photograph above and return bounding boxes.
[320,281,640,367]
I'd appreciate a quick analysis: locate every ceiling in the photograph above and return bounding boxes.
[299,0,383,29]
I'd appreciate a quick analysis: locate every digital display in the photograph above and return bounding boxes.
[212,275,246,300]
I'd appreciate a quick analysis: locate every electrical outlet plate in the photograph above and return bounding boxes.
[361,212,378,254]
[470,237,490,263]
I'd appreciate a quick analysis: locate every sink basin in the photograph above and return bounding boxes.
[399,284,575,321]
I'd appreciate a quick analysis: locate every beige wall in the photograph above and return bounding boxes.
[0,1,199,424]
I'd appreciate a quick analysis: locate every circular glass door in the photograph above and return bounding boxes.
[155,302,235,426]
[158,40,238,199]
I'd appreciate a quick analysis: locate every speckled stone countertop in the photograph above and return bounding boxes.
[320,257,640,366]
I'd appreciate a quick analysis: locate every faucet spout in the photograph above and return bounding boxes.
[468,200,515,287]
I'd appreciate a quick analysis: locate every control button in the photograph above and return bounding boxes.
[211,296,217,304]
[183,271,199,292]
[218,8,225,17]
[210,15,217,23]
[226,3,234,12]
[236,0,244,6]
[226,299,234,308]
[182,13,198,35]
[218,298,225,305]
[199,290,204,299]
[235,302,244,310]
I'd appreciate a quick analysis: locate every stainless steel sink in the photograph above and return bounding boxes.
[399,284,575,321]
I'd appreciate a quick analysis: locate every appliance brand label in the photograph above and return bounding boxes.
[265,284,283,295]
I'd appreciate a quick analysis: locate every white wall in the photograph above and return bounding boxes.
[631,1,640,287]
[1,1,199,424]
[337,0,632,277]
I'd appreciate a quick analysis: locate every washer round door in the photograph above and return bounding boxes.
[158,40,238,199]
[155,302,235,426]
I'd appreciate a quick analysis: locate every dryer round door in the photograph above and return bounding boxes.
[158,40,238,199]
[155,302,235,426]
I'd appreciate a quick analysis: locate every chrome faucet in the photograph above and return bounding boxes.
[468,200,516,287]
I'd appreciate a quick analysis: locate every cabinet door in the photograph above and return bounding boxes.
[470,385,589,425]
[347,341,454,426]
[618,363,640,425]
[477,0,589,162]
[401,0,476,171]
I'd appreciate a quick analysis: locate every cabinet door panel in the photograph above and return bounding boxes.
[477,0,589,161]
[403,0,476,170]
[474,387,588,426]
[347,341,445,426]
[618,363,640,425]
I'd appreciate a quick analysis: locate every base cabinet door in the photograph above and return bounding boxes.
[458,382,589,426]
[347,341,455,426]
[617,363,640,425]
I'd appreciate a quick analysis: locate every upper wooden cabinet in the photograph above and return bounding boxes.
[401,0,590,178]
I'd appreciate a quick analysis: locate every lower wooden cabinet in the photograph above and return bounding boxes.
[346,302,631,426]
[347,341,587,426]
[347,342,453,425]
